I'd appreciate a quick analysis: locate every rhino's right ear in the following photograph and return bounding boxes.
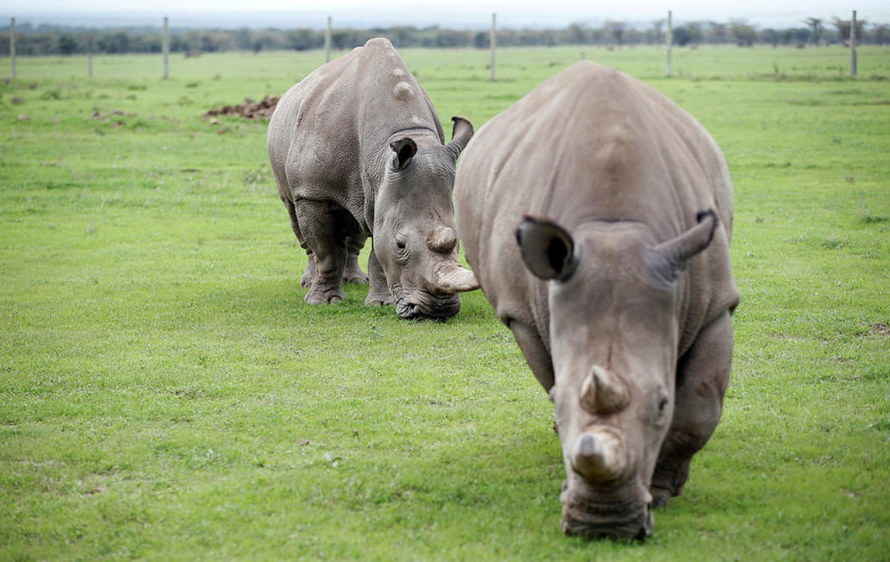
[515,216,578,282]
[446,116,474,161]
[390,137,417,171]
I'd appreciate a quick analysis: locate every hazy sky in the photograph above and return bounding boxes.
[3,0,886,29]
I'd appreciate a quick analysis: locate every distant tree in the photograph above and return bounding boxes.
[649,19,665,44]
[285,29,316,51]
[874,24,890,46]
[605,21,626,45]
[729,19,758,46]
[567,22,588,45]
[389,26,415,47]
[330,30,350,50]
[803,17,824,44]
[705,21,728,44]
[98,31,130,54]
[833,17,867,45]
[761,28,779,47]
[234,28,251,51]
[672,26,697,46]
[58,34,78,55]
[786,28,811,46]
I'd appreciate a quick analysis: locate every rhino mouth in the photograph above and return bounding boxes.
[559,478,654,540]
[395,294,461,321]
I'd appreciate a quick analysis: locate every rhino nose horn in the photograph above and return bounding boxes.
[571,427,627,482]
[428,226,458,253]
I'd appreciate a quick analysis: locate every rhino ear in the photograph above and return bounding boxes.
[390,137,417,170]
[515,216,578,281]
[648,209,718,284]
[446,116,474,161]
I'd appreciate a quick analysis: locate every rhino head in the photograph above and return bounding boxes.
[515,210,718,539]
[374,117,479,320]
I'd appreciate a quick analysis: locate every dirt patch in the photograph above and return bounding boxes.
[870,323,890,337]
[90,110,135,121]
[204,96,279,121]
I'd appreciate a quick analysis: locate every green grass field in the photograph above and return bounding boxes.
[1,45,889,561]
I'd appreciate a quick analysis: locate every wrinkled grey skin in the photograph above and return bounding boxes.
[268,38,478,320]
[455,62,739,539]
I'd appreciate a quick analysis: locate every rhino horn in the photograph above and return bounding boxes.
[654,209,718,269]
[433,260,480,295]
[445,116,475,161]
[427,226,459,254]
[580,365,630,415]
[571,427,627,482]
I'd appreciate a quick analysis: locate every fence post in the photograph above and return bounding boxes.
[162,16,169,79]
[9,17,15,80]
[666,10,673,77]
[325,16,332,63]
[850,10,857,77]
[489,13,496,81]
[88,53,93,78]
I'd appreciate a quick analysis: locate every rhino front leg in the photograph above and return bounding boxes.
[364,242,393,306]
[651,310,733,508]
[344,233,369,285]
[295,199,348,305]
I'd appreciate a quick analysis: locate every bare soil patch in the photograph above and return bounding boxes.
[204,96,279,120]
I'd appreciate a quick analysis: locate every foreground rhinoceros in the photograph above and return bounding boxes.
[268,38,478,319]
[454,62,739,539]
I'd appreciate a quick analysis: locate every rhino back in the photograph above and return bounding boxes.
[268,38,445,225]
[456,61,737,355]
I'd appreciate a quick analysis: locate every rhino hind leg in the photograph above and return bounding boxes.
[300,257,317,289]
[344,233,369,285]
[651,311,733,508]
[295,199,351,305]
[280,195,317,289]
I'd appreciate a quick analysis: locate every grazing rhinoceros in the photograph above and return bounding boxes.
[267,38,478,319]
[454,61,739,539]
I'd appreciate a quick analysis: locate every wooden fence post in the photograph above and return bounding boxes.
[489,13,496,81]
[850,10,857,77]
[9,17,15,80]
[325,16,332,63]
[162,16,169,79]
[666,10,673,77]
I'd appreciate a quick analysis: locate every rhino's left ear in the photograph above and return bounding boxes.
[515,216,578,282]
[446,116,474,161]
[390,137,417,171]
[648,210,718,283]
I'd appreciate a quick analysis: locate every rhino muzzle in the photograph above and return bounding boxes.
[560,476,654,540]
[395,293,461,321]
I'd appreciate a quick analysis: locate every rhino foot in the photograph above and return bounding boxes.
[305,285,345,305]
[344,268,369,285]
[300,261,317,289]
[649,456,691,509]
[365,292,393,306]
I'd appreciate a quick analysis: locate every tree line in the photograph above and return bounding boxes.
[1,18,888,56]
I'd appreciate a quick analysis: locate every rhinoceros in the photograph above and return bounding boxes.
[454,62,739,539]
[267,38,478,319]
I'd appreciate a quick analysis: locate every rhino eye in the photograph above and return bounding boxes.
[658,398,668,415]
[396,239,406,251]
